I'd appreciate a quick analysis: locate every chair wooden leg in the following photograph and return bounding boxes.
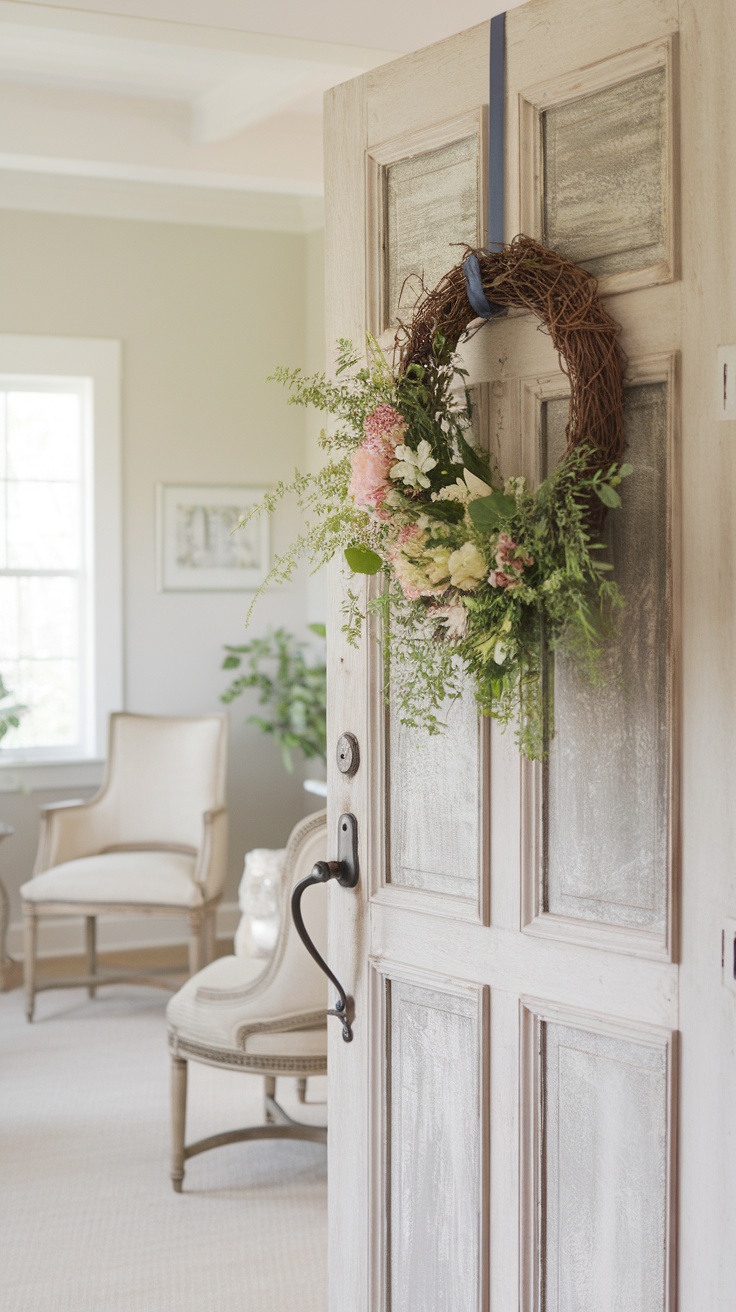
[188,911,203,977]
[264,1075,277,1123]
[85,916,97,999]
[171,1054,188,1193]
[23,907,37,1023]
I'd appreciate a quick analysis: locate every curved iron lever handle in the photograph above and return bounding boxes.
[290,813,359,1043]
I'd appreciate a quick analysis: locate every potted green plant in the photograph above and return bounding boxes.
[220,625,327,774]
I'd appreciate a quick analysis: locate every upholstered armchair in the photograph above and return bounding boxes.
[167,808,327,1192]
[21,712,228,1021]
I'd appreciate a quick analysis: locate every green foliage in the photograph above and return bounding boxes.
[220,626,326,772]
[0,675,25,745]
[467,491,518,533]
[344,546,382,575]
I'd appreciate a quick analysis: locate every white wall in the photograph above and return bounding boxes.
[0,207,325,953]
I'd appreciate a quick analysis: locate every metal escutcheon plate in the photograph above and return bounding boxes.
[336,732,360,777]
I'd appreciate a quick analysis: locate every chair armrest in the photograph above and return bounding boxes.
[33,798,108,873]
[194,807,228,901]
[237,1010,327,1050]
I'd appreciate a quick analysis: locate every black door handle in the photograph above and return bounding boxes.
[290,813,358,1043]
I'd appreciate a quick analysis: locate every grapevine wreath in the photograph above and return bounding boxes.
[248,235,628,759]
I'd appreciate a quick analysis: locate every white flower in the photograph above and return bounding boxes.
[432,479,469,504]
[390,440,437,490]
[463,469,494,500]
[448,541,487,591]
[494,639,507,665]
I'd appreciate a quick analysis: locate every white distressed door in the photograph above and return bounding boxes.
[323,1,732,1307]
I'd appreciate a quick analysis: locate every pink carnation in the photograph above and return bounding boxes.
[363,403,407,447]
[348,437,394,512]
[488,532,534,590]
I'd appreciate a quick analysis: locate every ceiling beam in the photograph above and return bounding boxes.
[0,1,400,71]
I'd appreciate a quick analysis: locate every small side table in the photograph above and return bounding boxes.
[0,822,15,991]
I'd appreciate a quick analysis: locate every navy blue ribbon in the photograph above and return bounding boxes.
[462,252,506,320]
[488,13,506,251]
[461,17,507,322]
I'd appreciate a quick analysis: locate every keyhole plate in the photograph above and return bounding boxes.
[336,812,359,888]
[336,732,360,777]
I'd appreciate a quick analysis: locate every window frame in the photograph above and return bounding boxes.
[0,335,122,788]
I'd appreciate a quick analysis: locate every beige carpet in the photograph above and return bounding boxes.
[0,984,327,1312]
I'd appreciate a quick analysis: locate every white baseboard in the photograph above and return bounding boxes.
[6,901,240,960]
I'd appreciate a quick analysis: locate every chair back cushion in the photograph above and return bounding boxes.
[98,713,227,850]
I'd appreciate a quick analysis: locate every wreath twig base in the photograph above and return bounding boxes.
[397,235,626,528]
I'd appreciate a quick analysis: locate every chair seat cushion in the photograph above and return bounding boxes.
[167,954,327,1063]
[21,851,204,909]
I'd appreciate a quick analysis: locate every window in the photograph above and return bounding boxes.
[0,337,121,773]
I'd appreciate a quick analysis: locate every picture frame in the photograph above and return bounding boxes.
[156,483,270,592]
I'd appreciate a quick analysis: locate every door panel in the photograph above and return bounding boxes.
[367,108,486,335]
[542,66,669,279]
[522,1007,675,1312]
[513,33,678,296]
[389,690,487,911]
[386,135,481,323]
[377,969,489,1312]
[542,382,672,937]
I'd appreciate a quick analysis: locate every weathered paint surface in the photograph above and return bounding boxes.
[543,67,667,278]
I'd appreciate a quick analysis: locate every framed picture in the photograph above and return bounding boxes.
[156,484,270,592]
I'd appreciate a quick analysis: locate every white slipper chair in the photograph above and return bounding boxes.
[166,808,328,1192]
[21,712,228,1021]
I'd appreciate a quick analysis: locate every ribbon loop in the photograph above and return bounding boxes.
[462,252,507,321]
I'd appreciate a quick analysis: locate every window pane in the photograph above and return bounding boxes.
[6,391,82,482]
[6,481,80,568]
[19,576,78,659]
[0,577,19,659]
[5,658,79,748]
[0,392,6,481]
[0,373,90,757]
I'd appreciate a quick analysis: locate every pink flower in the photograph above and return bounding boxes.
[488,533,534,589]
[488,568,521,589]
[395,523,422,547]
[364,403,407,447]
[348,438,394,512]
